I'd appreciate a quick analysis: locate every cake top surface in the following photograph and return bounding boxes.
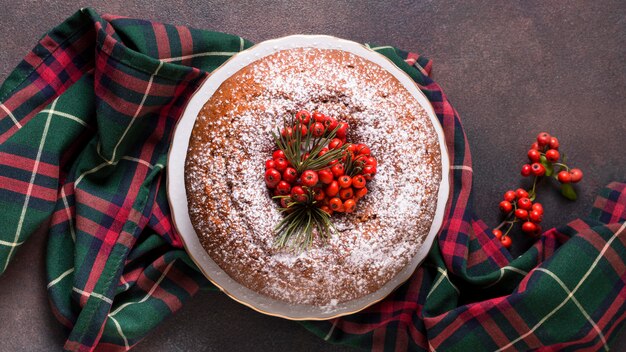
[185,47,442,307]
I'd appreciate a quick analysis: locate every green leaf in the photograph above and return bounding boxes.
[560,183,577,200]
[539,155,554,176]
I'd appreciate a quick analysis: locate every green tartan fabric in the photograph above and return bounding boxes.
[0,8,625,352]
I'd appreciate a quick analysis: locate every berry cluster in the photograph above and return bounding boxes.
[494,132,583,249]
[264,110,376,249]
[265,144,376,214]
[520,132,583,185]
[494,188,544,248]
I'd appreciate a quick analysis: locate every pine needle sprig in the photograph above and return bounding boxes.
[344,145,366,177]
[273,191,335,251]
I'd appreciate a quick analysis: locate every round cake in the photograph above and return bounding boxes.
[185,47,442,307]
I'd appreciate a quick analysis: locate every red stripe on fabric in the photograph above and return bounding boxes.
[0,88,49,144]
[91,342,126,352]
[167,264,201,295]
[394,322,409,352]
[153,23,171,60]
[135,257,183,312]
[429,298,506,348]
[0,175,57,201]
[610,194,626,222]
[120,265,144,285]
[63,340,87,352]
[176,26,194,66]
[49,298,74,329]
[83,206,131,294]
[75,215,102,238]
[76,189,121,216]
[499,298,543,348]
[50,207,73,227]
[83,158,150,294]
[100,66,179,97]
[0,151,59,177]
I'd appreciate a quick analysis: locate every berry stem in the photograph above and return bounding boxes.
[529,176,539,200]
[552,162,570,171]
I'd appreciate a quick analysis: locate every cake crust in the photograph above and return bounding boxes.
[185,48,441,306]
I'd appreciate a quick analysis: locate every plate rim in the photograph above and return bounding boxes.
[167,34,450,320]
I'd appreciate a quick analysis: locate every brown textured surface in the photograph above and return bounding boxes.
[0,1,624,351]
[185,47,441,306]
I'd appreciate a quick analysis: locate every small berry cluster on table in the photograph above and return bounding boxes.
[264,110,377,250]
[494,132,583,249]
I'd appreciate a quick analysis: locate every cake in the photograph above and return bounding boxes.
[184,47,442,307]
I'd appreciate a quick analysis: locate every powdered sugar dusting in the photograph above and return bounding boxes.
[185,48,441,306]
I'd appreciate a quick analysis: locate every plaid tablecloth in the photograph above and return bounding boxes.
[0,8,625,352]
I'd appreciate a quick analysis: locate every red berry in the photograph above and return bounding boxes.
[281,127,293,138]
[499,200,513,213]
[312,111,325,123]
[320,205,333,215]
[527,149,541,162]
[356,145,371,155]
[492,229,503,240]
[522,221,537,233]
[299,124,308,137]
[338,175,352,188]
[355,187,368,199]
[529,210,542,223]
[557,170,571,183]
[264,168,281,188]
[265,159,276,170]
[272,150,285,160]
[516,188,529,199]
[280,197,291,208]
[533,225,542,236]
[336,122,348,138]
[301,170,319,187]
[362,165,376,176]
[515,209,528,219]
[537,132,551,146]
[290,186,308,202]
[317,147,330,158]
[313,187,325,202]
[296,110,311,125]
[329,197,342,211]
[549,137,559,150]
[274,157,288,172]
[344,199,357,213]
[545,149,560,162]
[282,167,298,184]
[531,162,545,176]
[311,122,325,137]
[339,188,354,200]
[365,157,377,167]
[318,169,334,184]
[504,190,516,202]
[518,197,532,210]
[331,164,345,178]
[569,168,583,183]
[276,181,291,195]
[352,175,366,189]
[323,116,338,132]
[521,164,532,177]
[325,181,340,197]
[532,203,544,214]
[328,138,343,150]
[501,236,512,248]
[530,142,540,151]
